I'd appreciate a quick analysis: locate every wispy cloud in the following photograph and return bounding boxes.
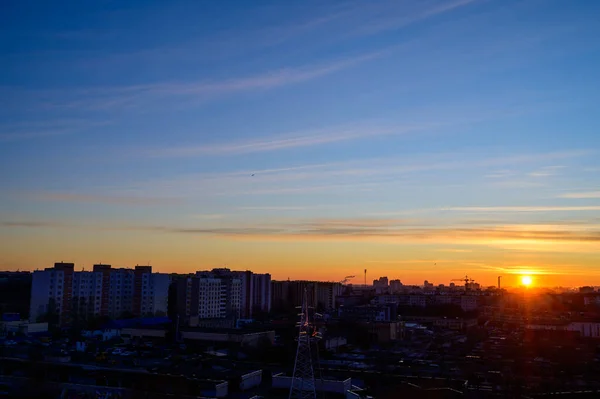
[191,214,226,220]
[153,49,390,96]
[3,218,599,252]
[559,191,600,199]
[442,206,600,212]
[349,0,478,37]
[39,48,394,110]
[143,123,423,157]
[237,206,309,211]
[485,170,514,179]
[48,0,476,69]
[95,222,600,247]
[0,221,68,228]
[528,165,565,178]
[30,192,181,206]
[473,264,590,276]
[143,148,592,195]
[0,119,110,142]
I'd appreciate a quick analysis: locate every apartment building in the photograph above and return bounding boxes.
[171,268,270,327]
[272,280,342,311]
[251,272,272,314]
[72,270,103,320]
[29,262,75,324]
[105,267,134,318]
[30,263,170,325]
[198,278,228,318]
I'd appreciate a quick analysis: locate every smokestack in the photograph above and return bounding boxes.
[364,269,367,287]
[498,276,502,289]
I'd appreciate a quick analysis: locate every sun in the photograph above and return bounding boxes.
[521,275,533,287]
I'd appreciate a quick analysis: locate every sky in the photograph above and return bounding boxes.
[1,0,599,287]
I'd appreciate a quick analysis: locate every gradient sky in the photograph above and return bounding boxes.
[1,0,600,287]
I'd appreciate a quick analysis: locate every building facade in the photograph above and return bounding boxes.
[72,271,103,321]
[251,272,272,315]
[29,262,74,324]
[272,280,342,311]
[30,263,170,325]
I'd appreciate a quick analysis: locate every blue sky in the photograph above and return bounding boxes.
[1,0,599,284]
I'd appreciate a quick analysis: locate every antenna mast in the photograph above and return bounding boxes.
[289,287,317,399]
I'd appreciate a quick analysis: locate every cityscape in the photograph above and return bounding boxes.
[2,0,600,398]
[2,264,600,398]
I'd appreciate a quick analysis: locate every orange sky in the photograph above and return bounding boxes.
[1,224,598,287]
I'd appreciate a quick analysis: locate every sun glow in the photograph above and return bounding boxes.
[521,275,533,286]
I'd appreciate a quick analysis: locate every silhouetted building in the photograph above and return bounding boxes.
[272,280,342,311]
[389,279,403,293]
[373,276,389,294]
[0,271,32,320]
[105,266,134,318]
[171,269,263,328]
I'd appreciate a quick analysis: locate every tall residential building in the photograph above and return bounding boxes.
[203,269,269,318]
[132,266,170,317]
[373,276,389,294]
[133,266,152,316]
[200,268,243,318]
[198,278,228,318]
[389,279,403,293]
[251,272,272,315]
[0,271,32,319]
[271,280,342,311]
[316,282,343,310]
[171,268,268,327]
[232,270,254,318]
[152,273,171,316]
[105,267,134,318]
[72,270,103,321]
[373,276,389,287]
[29,270,54,323]
[29,262,74,324]
[30,263,170,325]
[92,264,111,317]
[172,272,241,327]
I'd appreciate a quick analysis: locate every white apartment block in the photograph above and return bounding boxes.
[138,271,170,316]
[30,263,170,325]
[198,278,227,318]
[108,268,134,318]
[72,271,103,318]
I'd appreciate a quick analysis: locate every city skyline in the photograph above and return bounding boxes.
[2,1,600,287]
[11,260,593,289]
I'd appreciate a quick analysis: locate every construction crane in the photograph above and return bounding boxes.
[339,275,355,285]
[451,275,475,290]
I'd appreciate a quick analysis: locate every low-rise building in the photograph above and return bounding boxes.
[0,320,48,337]
[369,321,405,342]
[338,304,396,322]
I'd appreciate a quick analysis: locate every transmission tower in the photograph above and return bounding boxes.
[289,287,317,399]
